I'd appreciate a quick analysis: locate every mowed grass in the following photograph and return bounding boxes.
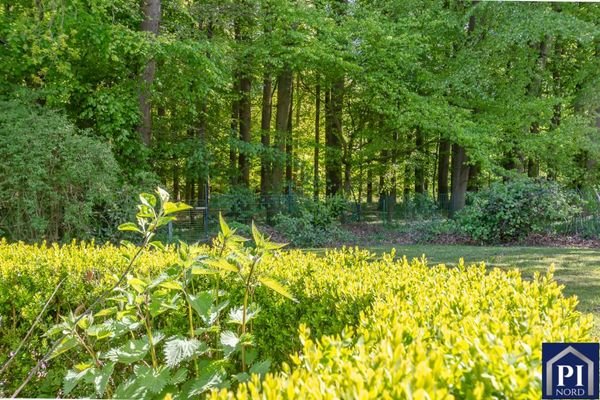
[310,245,600,336]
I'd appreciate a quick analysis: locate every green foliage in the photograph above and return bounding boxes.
[273,197,350,247]
[212,263,593,399]
[34,191,295,398]
[212,188,259,224]
[0,96,121,242]
[1,231,595,398]
[457,179,580,243]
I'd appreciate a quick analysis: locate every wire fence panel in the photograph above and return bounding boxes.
[166,188,600,242]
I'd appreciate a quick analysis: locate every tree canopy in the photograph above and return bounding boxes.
[1,0,599,212]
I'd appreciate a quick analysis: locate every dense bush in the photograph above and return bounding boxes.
[211,187,259,223]
[457,179,580,243]
[0,239,592,398]
[0,97,122,242]
[212,263,592,399]
[273,197,350,247]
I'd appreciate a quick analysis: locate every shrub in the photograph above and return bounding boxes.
[212,187,259,223]
[0,97,122,242]
[457,178,580,243]
[273,197,350,247]
[211,263,592,399]
[273,213,349,247]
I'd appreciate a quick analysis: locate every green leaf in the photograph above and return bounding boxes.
[163,337,208,368]
[219,213,231,237]
[191,265,218,275]
[149,240,166,251]
[164,201,193,216]
[104,338,149,364]
[139,193,157,208]
[249,359,271,376]
[234,372,251,383]
[220,330,240,357]
[156,187,170,204]
[258,276,298,303]
[202,258,238,273]
[93,362,115,397]
[94,307,117,318]
[170,368,189,385]
[48,336,79,360]
[182,370,224,397]
[64,367,92,395]
[118,222,142,233]
[159,280,183,291]
[251,221,264,247]
[187,292,213,321]
[133,365,171,394]
[228,304,260,325]
[156,215,176,228]
[127,277,147,294]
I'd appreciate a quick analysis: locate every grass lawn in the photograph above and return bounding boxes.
[310,244,600,336]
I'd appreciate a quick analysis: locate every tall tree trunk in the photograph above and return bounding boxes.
[448,2,476,205]
[437,137,450,207]
[272,68,293,195]
[260,75,273,197]
[325,79,343,196]
[527,37,549,178]
[238,74,252,187]
[414,128,425,194]
[285,79,294,193]
[314,83,321,200]
[366,168,373,204]
[450,143,470,216]
[173,165,180,201]
[137,0,161,146]
[230,83,239,186]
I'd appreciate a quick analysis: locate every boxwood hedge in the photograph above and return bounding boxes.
[0,241,592,398]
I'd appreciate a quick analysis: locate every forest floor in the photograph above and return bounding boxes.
[309,244,600,337]
[339,221,600,247]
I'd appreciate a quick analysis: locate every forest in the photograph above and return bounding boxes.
[1,0,599,244]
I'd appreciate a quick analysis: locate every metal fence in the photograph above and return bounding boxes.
[165,188,600,242]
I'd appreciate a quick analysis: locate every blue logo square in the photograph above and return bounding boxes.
[543,343,599,399]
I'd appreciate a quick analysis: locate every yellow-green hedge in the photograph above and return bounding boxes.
[0,240,182,396]
[0,241,593,399]
[212,258,593,399]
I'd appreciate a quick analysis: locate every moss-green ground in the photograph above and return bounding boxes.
[310,245,600,336]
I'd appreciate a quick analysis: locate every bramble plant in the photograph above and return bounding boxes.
[40,188,296,399]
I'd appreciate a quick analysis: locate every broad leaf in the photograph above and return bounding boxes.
[250,359,271,376]
[64,367,93,395]
[164,201,192,216]
[163,337,207,368]
[159,280,183,291]
[139,193,157,208]
[182,370,224,397]
[118,222,142,233]
[220,330,240,357]
[48,336,79,360]
[187,292,213,323]
[228,304,261,325]
[93,362,115,397]
[218,213,231,237]
[202,258,238,273]
[133,365,171,394]
[258,276,298,303]
[104,338,149,364]
[156,187,170,204]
